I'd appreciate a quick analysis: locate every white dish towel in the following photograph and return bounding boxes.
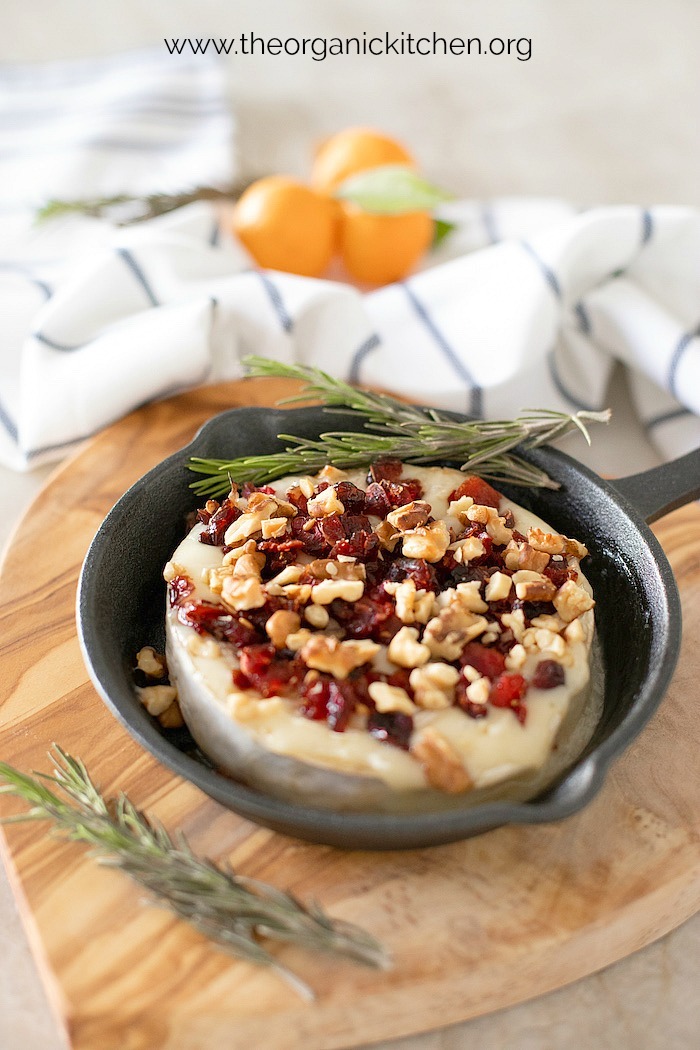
[1,54,698,472]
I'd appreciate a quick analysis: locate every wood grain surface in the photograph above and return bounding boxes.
[0,378,698,1050]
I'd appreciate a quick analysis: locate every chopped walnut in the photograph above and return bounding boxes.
[530,613,566,633]
[318,465,348,483]
[261,517,289,540]
[307,485,346,518]
[163,560,187,582]
[515,579,557,602]
[527,527,566,555]
[466,504,513,546]
[374,519,401,552]
[222,539,259,565]
[368,681,417,715]
[232,552,266,578]
[553,580,595,622]
[505,643,527,671]
[485,571,512,602]
[285,628,314,652]
[267,564,305,587]
[501,609,526,642]
[564,537,589,560]
[517,543,551,574]
[387,626,431,668]
[135,646,167,679]
[401,520,451,562]
[224,510,268,546]
[447,495,475,520]
[412,727,473,793]
[424,606,489,660]
[503,540,523,571]
[300,636,380,679]
[385,579,435,625]
[158,701,185,729]
[462,664,482,683]
[220,574,266,612]
[304,604,330,628]
[565,618,585,643]
[409,663,459,710]
[297,476,316,498]
[452,581,488,613]
[305,559,365,582]
[265,609,302,649]
[465,676,490,705]
[522,627,566,657]
[386,500,432,532]
[450,536,486,564]
[311,578,365,605]
[137,684,178,716]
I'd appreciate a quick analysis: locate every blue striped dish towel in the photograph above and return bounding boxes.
[0,48,235,206]
[0,77,698,469]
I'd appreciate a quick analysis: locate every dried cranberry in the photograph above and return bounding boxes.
[334,481,368,514]
[331,595,400,643]
[394,478,424,503]
[532,660,565,689]
[448,475,503,509]
[257,537,304,575]
[232,669,252,690]
[319,514,346,547]
[285,486,308,514]
[460,642,506,680]
[363,482,393,518]
[385,557,439,593]
[367,710,413,749]
[290,515,320,552]
[299,674,358,732]
[238,644,303,698]
[368,459,403,484]
[177,601,260,648]
[489,672,528,724]
[330,532,380,562]
[198,498,241,546]
[544,562,578,588]
[168,574,194,606]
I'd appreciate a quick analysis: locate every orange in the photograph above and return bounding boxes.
[338,203,433,286]
[232,175,339,277]
[311,127,415,194]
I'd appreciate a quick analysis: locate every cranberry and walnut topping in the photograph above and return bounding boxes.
[164,461,596,806]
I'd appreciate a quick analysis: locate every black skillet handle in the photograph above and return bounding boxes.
[611,446,700,524]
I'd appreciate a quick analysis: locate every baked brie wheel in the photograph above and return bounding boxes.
[161,461,597,813]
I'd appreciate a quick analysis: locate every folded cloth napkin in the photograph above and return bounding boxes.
[0,48,235,206]
[1,196,698,472]
[0,50,698,472]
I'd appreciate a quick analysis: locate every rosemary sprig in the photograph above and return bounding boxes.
[35,183,249,225]
[0,746,389,1000]
[188,355,610,496]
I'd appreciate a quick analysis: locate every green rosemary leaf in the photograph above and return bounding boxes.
[188,355,610,497]
[0,747,389,999]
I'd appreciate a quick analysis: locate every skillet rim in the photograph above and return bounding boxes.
[76,404,682,849]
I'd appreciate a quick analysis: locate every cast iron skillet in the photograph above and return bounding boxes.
[77,406,700,849]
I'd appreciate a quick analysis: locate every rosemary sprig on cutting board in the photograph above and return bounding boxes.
[0,747,389,1000]
[188,355,610,496]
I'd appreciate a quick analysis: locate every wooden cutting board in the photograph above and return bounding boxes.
[1,378,699,1050]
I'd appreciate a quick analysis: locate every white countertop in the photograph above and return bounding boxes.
[1,1,699,1046]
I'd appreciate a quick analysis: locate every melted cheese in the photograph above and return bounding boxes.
[165,465,598,810]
